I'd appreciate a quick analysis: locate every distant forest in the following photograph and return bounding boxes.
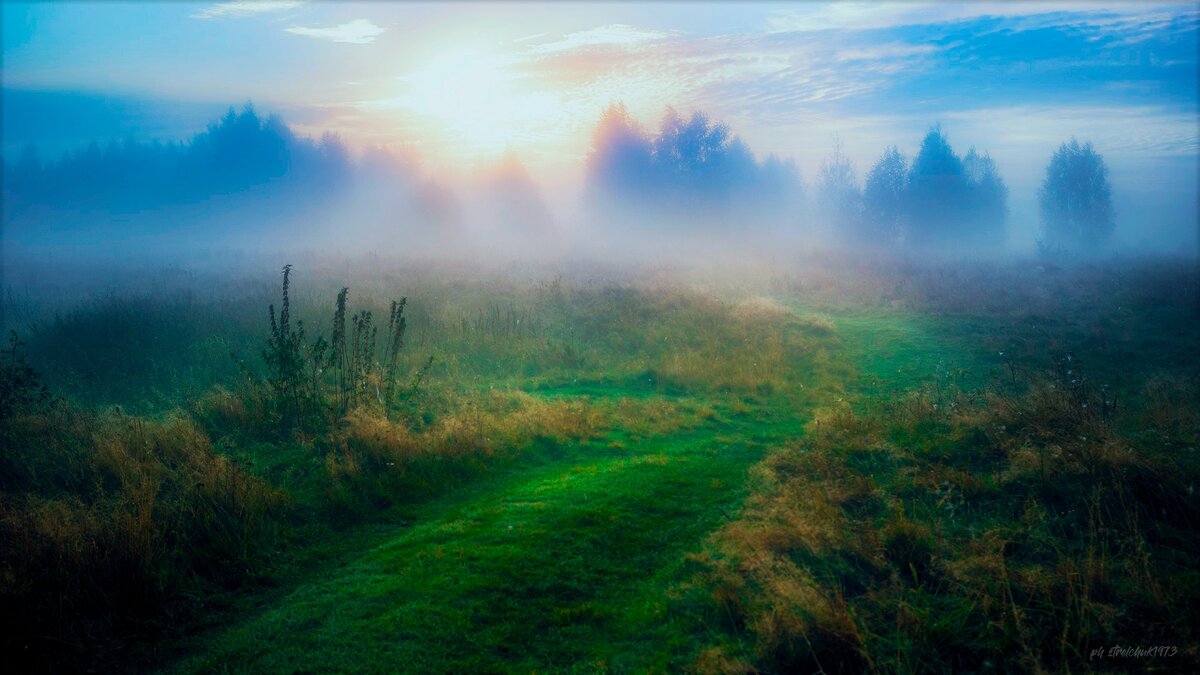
[3,105,362,213]
[5,102,1114,252]
[584,103,800,231]
[586,104,1009,248]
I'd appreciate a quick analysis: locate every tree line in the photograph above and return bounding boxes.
[586,102,1116,252]
[2,101,1116,253]
[813,127,1009,250]
[3,104,356,214]
[584,103,800,230]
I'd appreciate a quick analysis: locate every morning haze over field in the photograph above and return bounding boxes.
[2,2,1199,674]
[3,0,1198,255]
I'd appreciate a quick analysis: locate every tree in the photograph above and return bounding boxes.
[904,126,1008,249]
[652,107,765,206]
[862,145,907,244]
[478,150,554,236]
[585,102,654,200]
[906,125,971,246]
[2,103,354,213]
[1038,139,1114,252]
[963,147,1008,247]
[816,142,861,237]
[584,102,799,229]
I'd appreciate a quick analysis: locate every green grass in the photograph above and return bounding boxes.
[3,255,1197,673]
[168,304,970,673]
[171,417,772,672]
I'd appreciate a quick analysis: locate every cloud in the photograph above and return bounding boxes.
[764,1,1196,34]
[284,19,384,44]
[300,6,1192,198]
[509,1,1197,132]
[190,0,307,20]
[524,24,677,55]
[937,104,1200,159]
[515,28,941,127]
[513,32,548,44]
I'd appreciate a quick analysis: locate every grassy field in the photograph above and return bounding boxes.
[1,254,1196,672]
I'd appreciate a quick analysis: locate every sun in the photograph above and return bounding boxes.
[382,46,558,160]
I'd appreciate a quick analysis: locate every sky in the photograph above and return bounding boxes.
[3,0,1198,250]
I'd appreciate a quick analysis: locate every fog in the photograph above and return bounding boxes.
[3,7,1199,670]
[4,97,1195,277]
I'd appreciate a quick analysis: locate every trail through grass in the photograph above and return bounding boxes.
[175,425,766,672]
[169,304,973,673]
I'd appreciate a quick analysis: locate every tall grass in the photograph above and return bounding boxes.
[0,400,285,672]
[20,292,261,413]
[8,253,1190,671]
[0,331,50,423]
[687,365,1200,672]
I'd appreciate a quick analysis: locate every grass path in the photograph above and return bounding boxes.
[173,425,773,673]
[167,307,975,673]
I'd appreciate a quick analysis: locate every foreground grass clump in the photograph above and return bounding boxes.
[689,370,1200,673]
[0,398,285,672]
[317,390,606,514]
[188,266,820,516]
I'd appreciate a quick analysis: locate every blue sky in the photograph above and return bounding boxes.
[3,1,1198,248]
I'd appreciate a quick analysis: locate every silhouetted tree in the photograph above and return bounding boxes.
[905,126,1008,248]
[963,147,1008,247]
[4,103,354,214]
[4,144,44,205]
[183,105,293,194]
[479,150,554,235]
[751,153,802,228]
[907,125,971,246]
[585,102,799,229]
[586,102,654,201]
[862,145,907,244]
[1039,139,1114,252]
[816,143,861,238]
[653,107,762,203]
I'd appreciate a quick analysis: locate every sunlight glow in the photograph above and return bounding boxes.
[369,46,568,161]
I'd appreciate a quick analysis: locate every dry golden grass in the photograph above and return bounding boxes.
[691,372,1200,673]
[320,391,611,508]
[0,405,285,668]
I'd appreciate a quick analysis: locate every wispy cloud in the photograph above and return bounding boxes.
[515,29,941,126]
[764,1,1196,33]
[510,0,1197,128]
[190,0,307,20]
[939,104,1200,159]
[284,19,384,44]
[524,24,677,55]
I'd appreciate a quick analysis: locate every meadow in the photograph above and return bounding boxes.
[1,253,1196,673]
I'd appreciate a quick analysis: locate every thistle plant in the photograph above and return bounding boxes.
[0,330,51,426]
[331,287,349,415]
[263,264,313,433]
[349,309,376,408]
[259,266,428,431]
[384,298,407,401]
